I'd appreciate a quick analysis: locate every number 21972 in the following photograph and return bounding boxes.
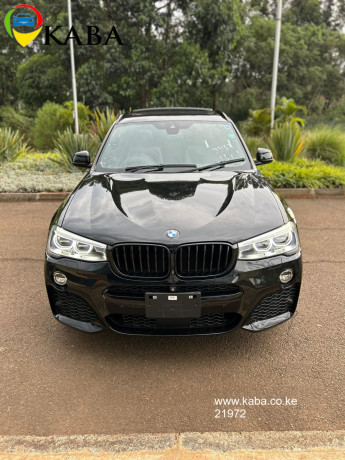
[215,409,246,418]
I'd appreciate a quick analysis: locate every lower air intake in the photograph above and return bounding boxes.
[106,312,241,335]
[244,284,300,326]
[49,288,98,323]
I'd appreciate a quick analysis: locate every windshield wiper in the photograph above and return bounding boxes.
[185,158,246,172]
[125,164,196,172]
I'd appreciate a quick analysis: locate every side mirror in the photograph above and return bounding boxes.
[72,151,91,168]
[255,148,274,165]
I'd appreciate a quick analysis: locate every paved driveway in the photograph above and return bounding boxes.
[0,199,344,435]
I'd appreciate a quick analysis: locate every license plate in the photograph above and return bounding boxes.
[145,292,201,319]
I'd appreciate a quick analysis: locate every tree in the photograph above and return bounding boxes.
[229,15,345,122]
[17,55,69,111]
[184,0,245,108]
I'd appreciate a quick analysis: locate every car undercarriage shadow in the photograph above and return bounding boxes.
[53,320,288,368]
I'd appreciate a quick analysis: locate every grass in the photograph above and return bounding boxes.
[304,126,345,166]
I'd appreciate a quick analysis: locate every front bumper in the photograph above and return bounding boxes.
[45,251,302,335]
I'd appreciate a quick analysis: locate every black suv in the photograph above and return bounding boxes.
[45,107,302,335]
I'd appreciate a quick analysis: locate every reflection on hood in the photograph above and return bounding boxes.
[62,172,285,245]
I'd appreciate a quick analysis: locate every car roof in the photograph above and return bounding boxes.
[119,107,230,124]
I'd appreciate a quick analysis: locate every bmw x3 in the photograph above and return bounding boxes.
[45,107,302,335]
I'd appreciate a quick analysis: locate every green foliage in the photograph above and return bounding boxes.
[16,55,68,111]
[76,60,113,109]
[52,128,100,172]
[304,126,345,166]
[241,97,307,137]
[230,16,345,123]
[241,108,272,137]
[0,106,33,141]
[2,1,345,126]
[275,97,307,126]
[267,122,306,161]
[260,159,345,189]
[0,127,31,163]
[32,102,70,151]
[62,101,93,133]
[184,0,245,107]
[93,107,118,142]
[12,152,61,172]
[243,136,267,156]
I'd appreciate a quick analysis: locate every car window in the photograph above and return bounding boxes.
[95,120,251,172]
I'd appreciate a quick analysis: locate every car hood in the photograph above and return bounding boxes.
[60,171,287,245]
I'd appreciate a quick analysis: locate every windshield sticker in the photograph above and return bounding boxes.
[224,125,231,129]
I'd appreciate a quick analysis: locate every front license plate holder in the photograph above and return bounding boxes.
[145,292,201,319]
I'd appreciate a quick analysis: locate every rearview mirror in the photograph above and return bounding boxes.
[72,151,91,168]
[255,148,274,165]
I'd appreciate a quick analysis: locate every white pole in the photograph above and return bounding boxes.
[270,0,282,131]
[67,0,79,134]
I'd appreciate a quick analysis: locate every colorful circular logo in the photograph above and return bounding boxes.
[4,4,43,47]
[165,229,180,239]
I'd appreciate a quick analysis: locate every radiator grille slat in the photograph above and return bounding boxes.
[210,245,214,275]
[175,243,232,278]
[113,243,232,279]
[113,244,170,278]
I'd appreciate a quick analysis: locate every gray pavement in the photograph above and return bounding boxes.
[0,199,344,436]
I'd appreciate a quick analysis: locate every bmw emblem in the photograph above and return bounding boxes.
[165,229,179,239]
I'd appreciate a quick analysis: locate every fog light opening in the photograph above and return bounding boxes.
[53,271,67,286]
[279,269,293,284]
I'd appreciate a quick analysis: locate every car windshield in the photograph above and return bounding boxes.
[95,119,251,172]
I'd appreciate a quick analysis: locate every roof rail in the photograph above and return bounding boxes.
[129,107,216,117]
[215,110,230,122]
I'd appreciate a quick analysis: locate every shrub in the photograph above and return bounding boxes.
[243,136,267,157]
[241,108,271,137]
[62,101,93,133]
[13,152,61,172]
[241,97,307,138]
[52,128,100,172]
[259,159,345,189]
[267,122,306,162]
[93,107,117,142]
[32,102,70,151]
[274,97,307,126]
[0,106,33,141]
[303,126,345,166]
[0,127,31,163]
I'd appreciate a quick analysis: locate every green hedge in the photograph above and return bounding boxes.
[259,159,345,189]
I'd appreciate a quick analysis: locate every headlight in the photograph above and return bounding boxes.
[238,222,299,260]
[47,225,107,262]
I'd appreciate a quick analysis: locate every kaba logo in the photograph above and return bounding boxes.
[44,25,124,46]
[4,4,44,47]
[4,5,124,46]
